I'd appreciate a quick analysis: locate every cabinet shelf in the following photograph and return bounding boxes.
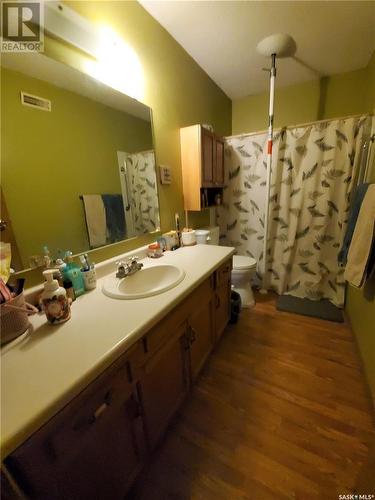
[180,124,225,211]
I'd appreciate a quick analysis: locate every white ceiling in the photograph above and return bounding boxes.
[140,1,375,99]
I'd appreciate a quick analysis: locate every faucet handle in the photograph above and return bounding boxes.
[129,256,143,271]
[116,260,127,269]
[115,260,128,279]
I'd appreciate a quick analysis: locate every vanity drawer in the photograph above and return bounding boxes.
[215,259,232,288]
[6,354,146,499]
[142,277,213,360]
[12,361,132,457]
[8,343,143,459]
[48,364,136,459]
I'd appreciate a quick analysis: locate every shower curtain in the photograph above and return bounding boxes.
[218,115,372,307]
[126,150,160,234]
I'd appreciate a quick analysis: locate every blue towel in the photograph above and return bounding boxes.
[338,183,370,265]
[102,194,126,243]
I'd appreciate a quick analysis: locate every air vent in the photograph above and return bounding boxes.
[20,92,51,112]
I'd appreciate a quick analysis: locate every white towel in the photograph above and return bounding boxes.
[344,184,375,287]
[82,195,107,248]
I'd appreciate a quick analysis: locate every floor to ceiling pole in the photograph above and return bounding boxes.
[259,53,276,294]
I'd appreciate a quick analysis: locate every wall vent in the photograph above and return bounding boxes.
[20,92,51,112]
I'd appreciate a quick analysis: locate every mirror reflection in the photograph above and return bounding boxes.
[1,53,160,273]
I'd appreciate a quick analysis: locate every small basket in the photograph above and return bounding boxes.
[0,292,31,346]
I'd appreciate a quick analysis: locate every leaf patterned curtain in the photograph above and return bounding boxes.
[127,150,160,234]
[217,115,372,307]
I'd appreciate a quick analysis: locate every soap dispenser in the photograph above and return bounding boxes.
[41,269,71,324]
[63,251,85,297]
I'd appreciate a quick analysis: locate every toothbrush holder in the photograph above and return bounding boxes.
[82,268,97,291]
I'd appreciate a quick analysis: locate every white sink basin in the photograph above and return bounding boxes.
[102,264,186,299]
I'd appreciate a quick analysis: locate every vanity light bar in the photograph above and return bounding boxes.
[21,92,51,112]
[44,2,99,58]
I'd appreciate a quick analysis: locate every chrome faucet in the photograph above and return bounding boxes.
[116,256,143,279]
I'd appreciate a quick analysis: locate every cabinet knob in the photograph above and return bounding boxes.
[189,326,197,344]
[216,295,221,309]
[94,402,108,420]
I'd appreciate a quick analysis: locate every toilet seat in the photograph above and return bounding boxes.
[233,255,257,271]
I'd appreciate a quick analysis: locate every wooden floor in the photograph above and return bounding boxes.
[130,293,375,500]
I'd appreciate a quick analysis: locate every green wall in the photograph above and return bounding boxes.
[8,0,231,285]
[233,52,375,403]
[1,67,153,267]
[345,52,375,405]
[232,66,370,135]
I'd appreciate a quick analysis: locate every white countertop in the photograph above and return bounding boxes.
[1,244,234,459]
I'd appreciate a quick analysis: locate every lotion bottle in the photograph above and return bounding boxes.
[41,270,71,325]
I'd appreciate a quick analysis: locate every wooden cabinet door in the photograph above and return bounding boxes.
[214,136,225,186]
[214,259,232,340]
[201,128,214,186]
[188,296,214,381]
[215,283,231,340]
[140,323,189,449]
[6,365,145,500]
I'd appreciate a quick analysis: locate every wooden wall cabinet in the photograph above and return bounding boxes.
[180,124,225,211]
[3,260,232,499]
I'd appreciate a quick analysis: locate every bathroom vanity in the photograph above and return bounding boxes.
[0,16,234,499]
[1,245,234,499]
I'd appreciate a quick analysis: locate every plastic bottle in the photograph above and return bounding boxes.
[63,279,76,302]
[63,252,85,297]
[41,270,71,324]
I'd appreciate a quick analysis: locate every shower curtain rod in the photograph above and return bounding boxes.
[226,112,374,140]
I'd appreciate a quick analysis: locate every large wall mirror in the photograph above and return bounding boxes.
[1,53,160,273]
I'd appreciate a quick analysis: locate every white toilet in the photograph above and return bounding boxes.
[198,226,257,308]
[231,255,257,308]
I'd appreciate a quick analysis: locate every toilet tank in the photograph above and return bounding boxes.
[200,226,220,245]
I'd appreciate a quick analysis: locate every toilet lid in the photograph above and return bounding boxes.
[233,255,257,270]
